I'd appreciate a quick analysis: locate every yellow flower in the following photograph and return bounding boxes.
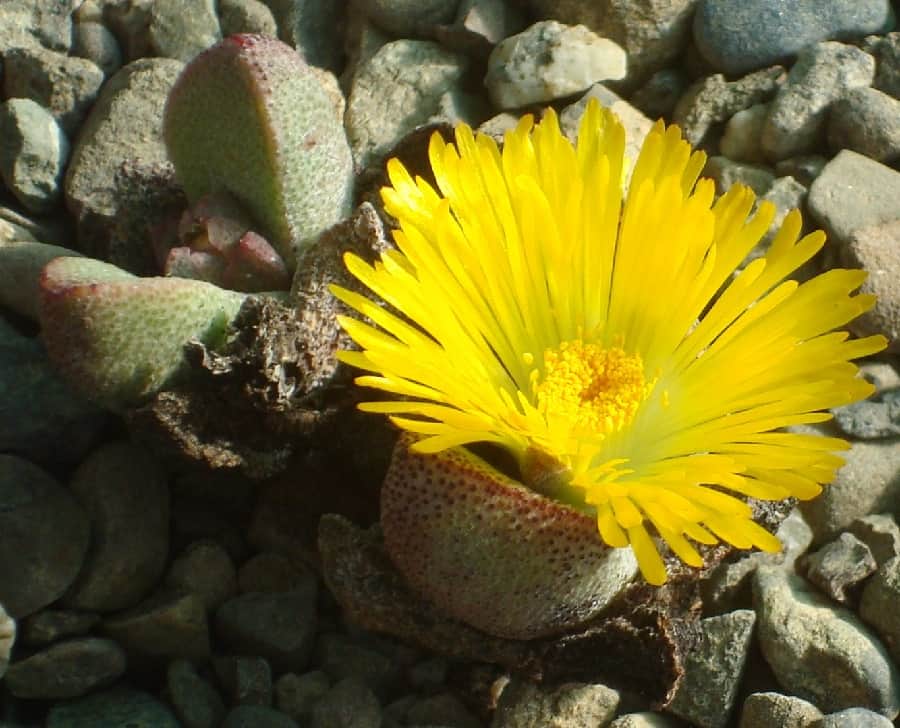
[330,100,887,586]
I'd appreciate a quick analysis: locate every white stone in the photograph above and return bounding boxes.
[720,103,769,163]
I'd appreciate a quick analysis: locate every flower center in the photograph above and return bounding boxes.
[535,340,648,435]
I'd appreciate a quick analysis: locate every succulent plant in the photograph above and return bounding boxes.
[39,256,246,411]
[163,33,354,274]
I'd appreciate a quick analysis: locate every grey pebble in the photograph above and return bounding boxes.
[5,637,126,700]
[492,678,619,728]
[64,440,170,613]
[816,707,894,727]
[2,46,104,135]
[0,98,69,213]
[360,0,458,36]
[454,0,528,46]
[217,0,278,38]
[773,155,827,187]
[0,0,73,55]
[703,156,774,196]
[406,692,482,728]
[629,68,689,120]
[263,0,344,71]
[807,150,900,244]
[672,65,785,146]
[693,0,895,76]
[873,31,900,97]
[668,611,756,728]
[216,581,318,673]
[20,608,100,646]
[275,670,331,723]
[833,396,900,440]
[0,455,89,619]
[847,514,900,567]
[237,551,310,594]
[738,691,823,728]
[801,532,877,604]
[45,686,180,728]
[72,21,123,77]
[310,677,383,728]
[828,87,900,163]
[761,42,875,161]
[166,658,227,728]
[609,713,681,728]
[214,655,273,707]
[222,705,299,728]
[860,555,900,665]
[316,631,401,697]
[166,539,238,611]
[0,602,14,680]
[148,0,221,61]
[754,567,900,718]
[719,103,769,164]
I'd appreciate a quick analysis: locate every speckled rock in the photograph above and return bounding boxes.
[63,440,170,612]
[873,32,900,97]
[2,46,104,135]
[848,514,900,567]
[359,0,459,36]
[101,0,155,62]
[758,176,807,245]
[0,0,74,55]
[166,540,237,612]
[860,556,900,664]
[801,532,877,604]
[817,707,894,727]
[20,609,100,646]
[833,393,900,440]
[72,21,123,77]
[0,602,14,680]
[668,611,756,728]
[492,679,620,728]
[807,151,900,244]
[629,68,689,120]
[761,42,875,161]
[738,692,823,728]
[64,57,184,256]
[0,99,69,214]
[316,632,401,697]
[310,677,382,728]
[5,637,127,699]
[773,155,827,187]
[0,455,90,618]
[754,567,900,718]
[828,87,900,163]
[672,66,784,146]
[148,0,221,60]
[693,0,895,76]
[218,0,278,37]
[275,670,331,724]
[45,687,180,728]
[102,590,211,664]
[455,0,528,46]
[800,439,900,544]
[703,157,774,196]
[839,219,900,352]
[0,317,106,465]
[720,103,769,164]
[261,0,344,71]
[485,21,626,110]
[166,658,227,728]
[345,40,477,169]
[215,580,318,673]
[610,713,681,728]
[214,655,273,706]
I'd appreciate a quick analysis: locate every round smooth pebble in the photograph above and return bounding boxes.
[737,692,823,728]
[45,686,180,728]
[166,539,237,611]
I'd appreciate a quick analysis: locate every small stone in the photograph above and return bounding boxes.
[610,713,682,728]
[360,0,459,36]
[46,687,180,728]
[72,21,123,77]
[20,609,100,646]
[737,692,823,728]
[166,658,227,728]
[773,155,827,187]
[275,670,331,723]
[237,552,309,594]
[860,361,900,390]
[316,632,401,697]
[214,655,273,706]
[0,603,15,680]
[5,637,126,699]
[693,0,894,76]
[0,0,74,55]
[310,677,382,728]
[0,455,90,618]
[848,514,900,567]
[754,567,900,718]
[807,150,900,243]
[818,707,894,727]
[629,68,690,120]
[839,220,900,352]
[218,0,278,37]
[215,581,318,673]
[800,439,900,544]
[0,98,69,213]
[801,532,878,604]
[758,176,807,244]
[668,611,756,728]
[860,556,900,665]
[166,539,237,611]
[492,679,620,728]
[761,42,876,161]
[407,656,449,690]
[672,66,785,146]
[102,590,212,664]
[828,87,900,163]
[833,397,900,440]
[703,156,774,196]
[222,705,299,728]
[2,46,104,135]
[485,21,626,110]
[345,40,475,170]
[873,32,900,98]
[149,0,221,61]
[455,0,528,46]
[63,440,170,613]
[102,0,154,61]
[720,104,769,164]
[263,0,345,71]
[406,692,482,728]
